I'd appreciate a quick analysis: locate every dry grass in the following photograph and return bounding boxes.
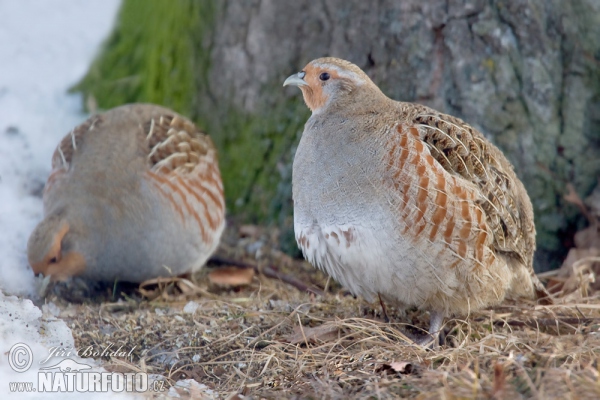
[47,224,600,399]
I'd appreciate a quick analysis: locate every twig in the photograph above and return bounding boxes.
[208,256,325,297]
[564,183,596,225]
[208,255,256,270]
[487,317,600,328]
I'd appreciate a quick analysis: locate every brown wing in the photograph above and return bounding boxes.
[406,104,535,269]
[142,112,224,244]
[144,114,217,174]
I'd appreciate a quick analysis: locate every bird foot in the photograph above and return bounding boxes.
[407,310,445,349]
[413,332,441,349]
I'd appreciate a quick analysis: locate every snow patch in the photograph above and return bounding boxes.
[0,0,121,297]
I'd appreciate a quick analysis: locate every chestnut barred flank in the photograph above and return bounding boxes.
[287,57,550,344]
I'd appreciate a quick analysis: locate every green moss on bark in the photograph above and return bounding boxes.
[73,0,214,117]
[73,0,307,251]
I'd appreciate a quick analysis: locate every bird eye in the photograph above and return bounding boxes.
[319,72,330,81]
[49,257,57,264]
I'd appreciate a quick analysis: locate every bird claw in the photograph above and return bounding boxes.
[413,332,441,349]
[36,274,53,298]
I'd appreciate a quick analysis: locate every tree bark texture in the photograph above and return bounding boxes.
[76,0,600,271]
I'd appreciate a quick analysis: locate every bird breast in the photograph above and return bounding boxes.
[292,115,512,315]
[292,115,439,304]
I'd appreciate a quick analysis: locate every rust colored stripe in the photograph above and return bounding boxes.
[475,232,487,264]
[443,217,455,244]
[415,204,426,226]
[177,176,212,215]
[189,177,224,213]
[415,177,429,225]
[436,173,446,192]
[398,147,409,168]
[149,172,207,241]
[208,163,224,197]
[461,201,470,219]
[417,175,429,205]
[175,176,218,231]
[454,184,463,199]
[475,207,484,224]
[215,179,224,197]
[475,230,488,264]
[399,133,408,147]
[392,169,403,189]
[431,200,447,226]
[147,174,185,222]
[399,182,411,212]
[457,185,470,201]
[416,163,426,177]
[435,189,448,209]
[410,153,420,168]
[459,221,472,240]
[414,140,424,153]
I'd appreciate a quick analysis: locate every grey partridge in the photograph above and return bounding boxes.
[27,104,225,283]
[284,57,549,343]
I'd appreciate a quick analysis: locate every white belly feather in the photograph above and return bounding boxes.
[294,215,461,308]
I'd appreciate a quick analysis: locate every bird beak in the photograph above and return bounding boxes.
[283,71,308,87]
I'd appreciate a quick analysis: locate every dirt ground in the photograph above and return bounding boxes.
[45,222,600,399]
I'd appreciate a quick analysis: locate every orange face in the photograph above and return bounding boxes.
[28,222,86,281]
[297,63,348,111]
[284,59,363,113]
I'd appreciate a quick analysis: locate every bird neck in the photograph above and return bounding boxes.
[319,84,388,115]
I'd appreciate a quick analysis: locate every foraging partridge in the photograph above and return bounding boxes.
[284,57,549,341]
[27,104,225,283]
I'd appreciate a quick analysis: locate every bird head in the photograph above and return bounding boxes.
[27,214,86,281]
[283,57,383,113]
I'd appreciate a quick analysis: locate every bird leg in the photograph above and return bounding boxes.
[415,310,444,348]
[378,294,390,323]
[429,310,443,338]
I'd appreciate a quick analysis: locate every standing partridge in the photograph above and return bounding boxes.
[27,104,225,283]
[284,57,549,343]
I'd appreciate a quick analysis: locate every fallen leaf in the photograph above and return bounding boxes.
[177,279,199,294]
[564,183,592,223]
[376,361,413,375]
[239,224,260,238]
[208,267,255,287]
[285,323,340,345]
[549,248,599,297]
[574,225,600,249]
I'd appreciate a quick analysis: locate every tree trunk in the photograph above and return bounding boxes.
[74,0,600,271]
